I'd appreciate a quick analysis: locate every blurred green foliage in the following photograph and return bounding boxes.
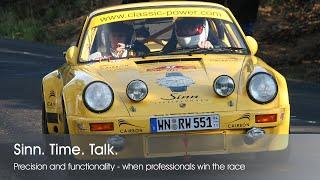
[0,10,48,42]
[0,0,108,43]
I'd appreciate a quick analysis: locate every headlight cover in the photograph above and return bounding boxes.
[126,80,148,102]
[83,81,114,113]
[214,75,235,97]
[247,72,278,104]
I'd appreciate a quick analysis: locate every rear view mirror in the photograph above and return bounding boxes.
[65,46,79,66]
[246,36,258,55]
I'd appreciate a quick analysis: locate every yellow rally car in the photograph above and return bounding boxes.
[42,1,290,159]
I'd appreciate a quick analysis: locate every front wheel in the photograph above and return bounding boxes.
[42,101,49,134]
[62,100,69,134]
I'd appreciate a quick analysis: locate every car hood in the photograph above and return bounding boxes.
[85,54,246,116]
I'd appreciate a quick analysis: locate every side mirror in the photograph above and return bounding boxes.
[246,36,258,55]
[65,46,79,66]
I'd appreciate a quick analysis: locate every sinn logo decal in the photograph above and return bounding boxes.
[157,72,195,92]
[161,93,199,100]
[157,93,209,103]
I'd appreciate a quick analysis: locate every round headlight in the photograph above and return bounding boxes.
[247,72,278,104]
[126,80,148,102]
[214,75,235,97]
[83,81,114,113]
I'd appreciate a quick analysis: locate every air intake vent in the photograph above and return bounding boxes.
[135,58,202,64]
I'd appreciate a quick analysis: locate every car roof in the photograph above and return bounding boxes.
[89,1,227,18]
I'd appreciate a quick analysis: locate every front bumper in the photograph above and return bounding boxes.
[67,107,289,135]
[65,107,290,159]
[69,129,289,160]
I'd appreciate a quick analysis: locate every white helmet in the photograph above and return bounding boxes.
[175,18,209,48]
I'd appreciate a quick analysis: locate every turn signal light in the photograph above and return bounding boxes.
[90,123,114,131]
[255,114,277,123]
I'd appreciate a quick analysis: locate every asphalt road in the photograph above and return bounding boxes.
[0,39,319,139]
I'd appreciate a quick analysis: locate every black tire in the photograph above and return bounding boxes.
[62,99,69,134]
[42,97,69,134]
[42,101,49,134]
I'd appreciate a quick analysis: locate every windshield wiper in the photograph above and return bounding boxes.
[165,47,247,56]
[143,51,163,57]
[141,47,248,58]
[165,48,202,55]
[87,55,135,62]
[189,47,247,54]
[176,47,247,55]
[218,47,247,51]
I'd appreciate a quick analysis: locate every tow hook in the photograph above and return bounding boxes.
[244,127,265,145]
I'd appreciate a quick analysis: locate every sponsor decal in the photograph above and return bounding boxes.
[118,119,142,128]
[49,90,56,98]
[118,119,143,134]
[228,123,250,128]
[232,113,250,122]
[147,65,196,72]
[47,90,56,108]
[226,113,251,129]
[157,72,195,92]
[91,7,232,27]
[46,101,56,108]
[120,128,142,134]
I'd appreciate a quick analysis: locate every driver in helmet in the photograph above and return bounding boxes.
[163,18,219,53]
[90,22,150,60]
[107,22,150,58]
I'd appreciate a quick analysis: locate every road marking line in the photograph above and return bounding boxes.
[0,48,57,59]
[291,126,320,134]
[307,121,317,124]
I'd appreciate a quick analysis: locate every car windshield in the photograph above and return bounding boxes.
[79,9,248,62]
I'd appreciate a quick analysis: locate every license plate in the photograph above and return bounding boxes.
[150,114,220,133]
